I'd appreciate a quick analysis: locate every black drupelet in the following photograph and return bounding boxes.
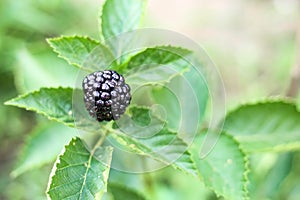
[82,70,131,122]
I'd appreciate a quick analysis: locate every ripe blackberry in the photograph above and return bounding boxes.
[82,70,131,122]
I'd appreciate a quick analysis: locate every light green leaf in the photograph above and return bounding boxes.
[12,122,77,178]
[47,36,115,72]
[249,153,293,199]
[151,65,208,136]
[5,87,74,127]
[47,137,113,200]
[101,0,146,40]
[100,0,146,62]
[110,106,198,176]
[107,183,146,200]
[223,100,300,153]
[151,86,180,131]
[191,132,249,200]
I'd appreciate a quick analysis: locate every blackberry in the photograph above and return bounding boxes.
[82,70,131,122]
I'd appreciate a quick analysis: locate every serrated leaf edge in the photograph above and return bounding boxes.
[198,132,250,200]
[125,45,193,88]
[223,98,300,154]
[226,133,250,200]
[132,105,199,176]
[4,87,75,128]
[224,97,297,119]
[109,126,199,177]
[47,35,112,73]
[46,137,72,200]
[125,45,192,69]
[46,137,113,199]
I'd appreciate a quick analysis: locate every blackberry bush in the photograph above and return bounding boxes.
[82,70,131,121]
[5,0,300,200]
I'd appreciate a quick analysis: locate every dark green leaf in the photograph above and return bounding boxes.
[5,87,74,127]
[125,46,192,73]
[125,46,193,90]
[47,137,113,200]
[107,183,146,200]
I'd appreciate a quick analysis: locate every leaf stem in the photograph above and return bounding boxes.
[91,130,108,154]
[78,130,109,199]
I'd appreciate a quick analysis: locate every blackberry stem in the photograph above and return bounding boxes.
[90,130,108,154]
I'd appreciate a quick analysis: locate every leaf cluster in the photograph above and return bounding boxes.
[5,0,300,199]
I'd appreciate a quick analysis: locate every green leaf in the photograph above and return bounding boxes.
[11,122,77,178]
[125,46,192,73]
[151,86,181,131]
[263,153,293,197]
[110,106,198,176]
[101,0,146,40]
[5,87,74,127]
[47,137,113,200]
[47,36,115,72]
[100,0,147,62]
[107,183,146,200]
[151,65,208,134]
[124,46,192,89]
[191,132,249,200]
[223,100,300,153]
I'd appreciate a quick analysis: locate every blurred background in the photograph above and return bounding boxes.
[0,0,299,199]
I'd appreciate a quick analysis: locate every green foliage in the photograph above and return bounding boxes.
[124,46,192,72]
[107,183,146,200]
[151,87,181,130]
[191,132,249,200]
[151,67,208,133]
[47,137,113,200]
[12,122,77,178]
[110,106,199,176]
[4,0,300,199]
[223,100,300,153]
[100,0,147,63]
[5,87,74,127]
[101,0,146,41]
[47,36,115,72]
[125,46,191,88]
